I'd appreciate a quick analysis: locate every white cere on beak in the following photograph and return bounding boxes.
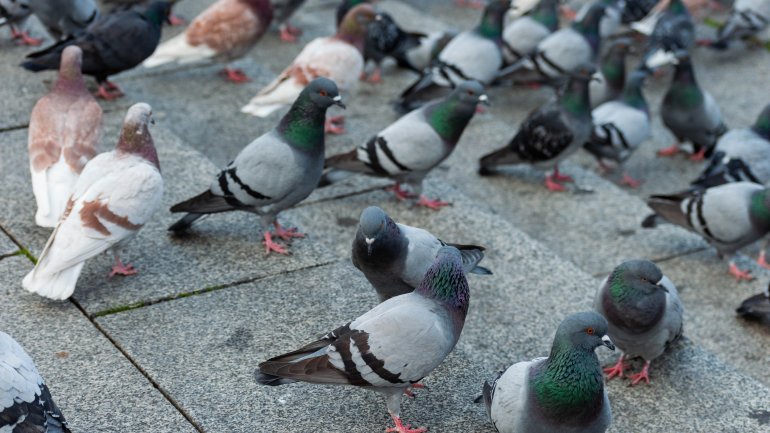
[602,335,612,344]
[479,94,488,102]
[333,95,342,102]
[365,237,375,246]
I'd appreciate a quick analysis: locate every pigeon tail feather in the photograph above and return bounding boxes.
[22,262,84,301]
[170,190,235,214]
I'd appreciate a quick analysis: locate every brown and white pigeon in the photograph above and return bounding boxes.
[142,0,273,83]
[28,45,101,228]
[240,3,374,128]
[22,103,163,301]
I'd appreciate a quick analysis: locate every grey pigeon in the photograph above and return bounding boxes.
[478,64,595,192]
[656,50,727,161]
[0,331,71,433]
[273,0,305,42]
[576,0,624,38]
[594,260,683,385]
[501,0,558,64]
[169,78,344,255]
[482,311,614,433]
[691,104,770,189]
[360,12,427,83]
[395,0,508,112]
[397,30,457,73]
[637,0,694,70]
[256,246,471,433]
[705,0,770,50]
[322,81,488,209]
[21,1,170,100]
[28,0,99,40]
[589,38,632,108]
[0,0,41,45]
[352,206,491,301]
[737,283,770,324]
[642,182,770,281]
[584,69,650,187]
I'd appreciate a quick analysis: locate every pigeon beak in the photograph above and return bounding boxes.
[478,94,490,106]
[375,14,383,21]
[332,95,346,109]
[655,276,670,293]
[601,335,615,351]
[365,237,375,255]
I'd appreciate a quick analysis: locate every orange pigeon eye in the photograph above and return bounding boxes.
[586,328,595,335]
[319,90,327,97]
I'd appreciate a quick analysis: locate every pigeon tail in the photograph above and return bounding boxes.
[22,262,84,301]
[482,380,494,420]
[449,243,492,276]
[168,213,205,233]
[478,146,523,172]
[323,149,371,174]
[170,190,236,214]
[646,192,691,228]
[254,370,297,386]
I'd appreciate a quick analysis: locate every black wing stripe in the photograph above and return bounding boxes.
[377,136,412,172]
[227,168,271,200]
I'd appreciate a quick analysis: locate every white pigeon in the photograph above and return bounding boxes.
[28,45,101,228]
[22,103,163,301]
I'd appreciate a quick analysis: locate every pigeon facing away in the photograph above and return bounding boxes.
[170,78,344,255]
[256,246,471,433]
[27,0,99,40]
[21,1,171,100]
[142,0,274,83]
[706,0,770,50]
[642,182,770,281]
[637,0,694,70]
[656,50,727,161]
[352,206,491,301]
[240,4,374,125]
[0,0,41,45]
[28,45,101,228]
[737,283,770,323]
[594,260,683,385]
[589,38,632,108]
[272,0,305,42]
[360,12,426,83]
[478,64,595,192]
[0,331,71,433]
[22,103,163,300]
[482,311,614,433]
[322,81,488,209]
[501,0,558,64]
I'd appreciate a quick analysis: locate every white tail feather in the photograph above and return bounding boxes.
[143,33,217,68]
[22,262,84,301]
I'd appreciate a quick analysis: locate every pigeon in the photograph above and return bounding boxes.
[22,103,163,300]
[584,69,650,187]
[170,78,343,255]
[704,0,770,50]
[576,0,623,38]
[478,64,595,192]
[395,0,509,112]
[28,45,102,228]
[351,206,491,301]
[240,4,374,126]
[360,12,426,83]
[656,50,727,161]
[482,311,614,433]
[21,1,171,100]
[589,38,632,108]
[322,80,488,209]
[256,246,471,433]
[594,260,683,385]
[691,104,770,189]
[637,0,694,70]
[501,0,559,64]
[142,0,273,83]
[394,30,457,74]
[642,182,770,281]
[0,0,41,45]
[272,0,305,42]
[0,331,71,433]
[27,0,99,40]
[737,283,770,323]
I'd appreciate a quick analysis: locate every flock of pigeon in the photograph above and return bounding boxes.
[1,0,769,431]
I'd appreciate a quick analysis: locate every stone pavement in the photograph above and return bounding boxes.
[1,0,770,432]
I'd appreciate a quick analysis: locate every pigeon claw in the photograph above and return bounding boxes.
[168,14,186,26]
[728,262,754,281]
[689,148,707,161]
[416,195,450,210]
[221,67,251,84]
[544,175,567,192]
[386,414,427,433]
[95,82,124,100]
[603,355,627,380]
[11,28,42,46]
[364,67,383,84]
[279,24,302,42]
[628,361,651,386]
[273,222,305,241]
[109,259,137,278]
[325,116,345,135]
[621,173,643,188]
[263,232,289,255]
[657,143,681,157]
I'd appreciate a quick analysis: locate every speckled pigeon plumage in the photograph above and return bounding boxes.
[23,103,163,301]
[637,0,694,70]
[352,206,491,301]
[321,81,487,209]
[501,0,558,64]
[0,331,71,433]
[737,283,770,323]
[256,246,471,433]
[589,38,632,108]
[28,0,98,40]
[594,260,683,385]
[482,311,614,433]
[170,78,344,255]
[709,0,770,49]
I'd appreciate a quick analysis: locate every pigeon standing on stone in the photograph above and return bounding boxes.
[360,12,426,83]
[704,0,770,49]
[637,0,694,70]
[22,103,163,301]
[240,4,374,132]
[589,38,632,108]
[28,46,101,228]
[272,0,305,42]
[594,260,683,385]
[737,283,770,323]
[584,69,650,187]
[256,246,471,433]
[482,311,614,433]
[656,50,727,161]
[0,0,41,45]
[170,78,344,255]
[642,182,770,280]
[395,0,509,112]
[21,1,171,100]
[321,81,488,209]
[478,64,595,192]
[351,206,491,301]
[142,0,273,83]
[501,0,559,65]
[27,0,99,40]
[0,331,71,433]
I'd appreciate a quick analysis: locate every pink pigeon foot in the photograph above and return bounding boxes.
[689,148,707,161]
[11,28,42,46]
[168,13,186,26]
[416,195,450,210]
[221,67,250,83]
[603,354,627,380]
[621,173,643,188]
[280,24,302,42]
[263,231,289,255]
[729,262,753,281]
[273,221,305,241]
[366,67,382,84]
[628,361,651,386]
[325,115,345,134]
[95,80,124,100]
[757,251,770,269]
[551,167,573,183]
[386,414,427,433]
[560,5,578,19]
[109,258,137,278]
[386,183,417,201]
[545,174,567,192]
[657,143,681,157]
[475,105,486,114]
[454,0,485,9]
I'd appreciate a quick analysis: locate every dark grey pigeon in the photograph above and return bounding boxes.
[0,331,71,433]
[637,0,694,70]
[28,0,98,40]
[352,206,491,301]
[737,283,770,324]
[256,246,471,433]
[478,64,595,192]
[21,1,170,100]
[360,12,427,83]
[0,0,41,45]
[168,78,344,256]
[594,260,683,386]
[482,311,614,433]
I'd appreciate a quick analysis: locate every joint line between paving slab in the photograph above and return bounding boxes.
[0,224,37,263]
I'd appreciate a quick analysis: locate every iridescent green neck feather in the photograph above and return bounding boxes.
[477,4,505,39]
[750,189,770,227]
[669,62,703,109]
[532,0,558,31]
[417,257,470,313]
[752,106,770,139]
[622,80,648,111]
[425,98,475,145]
[561,79,591,118]
[277,99,326,153]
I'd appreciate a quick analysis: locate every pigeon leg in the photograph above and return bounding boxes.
[689,148,707,161]
[544,174,567,192]
[221,67,251,83]
[386,183,417,201]
[263,231,289,255]
[279,23,302,42]
[366,67,383,84]
[628,360,651,386]
[273,221,305,241]
[95,81,124,100]
[324,115,345,134]
[386,413,427,433]
[728,261,753,281]
[109,255,137,278]
[551,165,573,183]
[758,249,770,269]
[416,195,451,210]
[454,0,485,9]
[603,354,627,380]
[168,13,186,26]
[621,173,643,188]
[657,143,681,157]
[10,27,42,46]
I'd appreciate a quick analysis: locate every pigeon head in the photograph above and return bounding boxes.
[573,3,606,35]
[532,0,559,31]
[669,50,699,88]
[553,311,614,354]
[356,206,399,256]
[117,103,159,169]
[668,0,689,15]
[416,246,470,315]
[303,77,344,110]
[424,81,486,145]
[278,78,342,152]
[337,4,377,51]
[143,1,173,26]
[752,104,770,139]
[55,46,87,93]
[608,260,668,297]
[477,0,510,39]
[453,80,489,107]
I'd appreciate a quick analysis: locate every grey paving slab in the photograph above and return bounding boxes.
[0,256,198,433]
[0,116,336,317]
